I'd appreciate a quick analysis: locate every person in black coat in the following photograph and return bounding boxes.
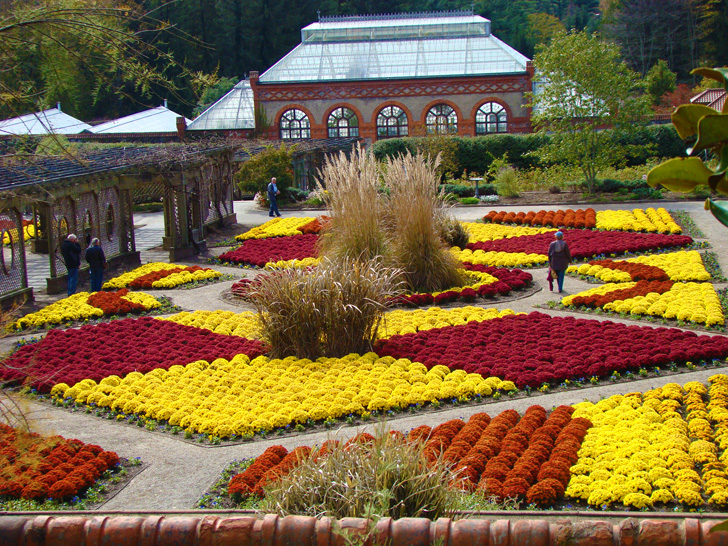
[85,238,106,292]
[60,234,82,296]
[547,231,572,293]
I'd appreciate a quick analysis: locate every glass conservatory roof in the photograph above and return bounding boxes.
[0,107,92,135]
[260,12,529,83]
[187,80,255,131]
[88,106,191,134]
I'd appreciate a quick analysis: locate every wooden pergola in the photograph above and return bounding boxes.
[0,143,237,303]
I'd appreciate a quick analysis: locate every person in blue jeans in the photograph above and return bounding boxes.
[60,233,82,296]
[267,177,282,217]
[548,231,572,293]
[85,238,107,292]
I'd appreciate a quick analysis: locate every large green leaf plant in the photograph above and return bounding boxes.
[647,68,728,225]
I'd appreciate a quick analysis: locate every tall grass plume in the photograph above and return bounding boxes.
[260,429,463,520]
[316,144,387,263]
[384,152,465,292]
[248,257,404,360]
[317,146,464,293]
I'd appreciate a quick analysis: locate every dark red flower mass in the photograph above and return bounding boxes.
[219,234,319,267]
[373,312,728,388]
[0,317,268,392]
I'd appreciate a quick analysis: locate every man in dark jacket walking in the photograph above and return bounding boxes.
[267,177,282,218]
[85,238,106,292]
[61,234,82,296]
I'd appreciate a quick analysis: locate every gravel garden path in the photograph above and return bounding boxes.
[12,198,728,511]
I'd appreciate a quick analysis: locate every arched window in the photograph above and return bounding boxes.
[328,107,359,138]
[476,102,508,134]
[376,106,408,139]
[280,109,311,140]
[426,104,458,134]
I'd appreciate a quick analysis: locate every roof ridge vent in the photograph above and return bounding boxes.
[319,9,474,23]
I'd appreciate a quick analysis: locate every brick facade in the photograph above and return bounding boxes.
[250,64,534,143]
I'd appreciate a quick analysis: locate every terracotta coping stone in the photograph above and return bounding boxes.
[1,514,728,546]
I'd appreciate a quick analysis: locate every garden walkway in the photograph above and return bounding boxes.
[13,198,728,511]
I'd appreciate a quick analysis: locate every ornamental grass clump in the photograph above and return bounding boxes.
[317,145,464,293]
[260,431,463,519]
[384,152,465,293]
[248,257,404,360]
[317,144,387,263]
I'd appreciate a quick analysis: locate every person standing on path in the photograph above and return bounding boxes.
[85,238,106,292]
[267,177,282,218]
[61,234,82,296]
[548,231,572,293]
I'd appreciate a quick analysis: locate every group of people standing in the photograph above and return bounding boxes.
[60,235,106,296]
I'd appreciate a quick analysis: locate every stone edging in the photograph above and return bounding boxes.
[1,514,727,545]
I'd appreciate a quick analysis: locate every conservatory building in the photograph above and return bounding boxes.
[189,10,534,141]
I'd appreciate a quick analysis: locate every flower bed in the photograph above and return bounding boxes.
[225,406,591,505]
[373,312,728,388]
[296,216,330,235]
[162,310,262,338]
[9,290,162,331]
[568,251,711,283]
[562,283,725,327]
[235,217,323,241]
[220,376,728,510]
[228,445,312,500]
[129,266,222,289]
[483,209,597,229]
[1,224,35,245]
[562,249,724,327]
[463,223,555,244]
[0,423,120,501]
[379,307,519,338]
[104,263,222,290]
[481,208,681,234]
[451,249,549,268]
[162,306,521,341]
[1,317,267,393]
[390,267,533,307]
[51,353,516,438]
[566,376,728,508]
[218,234,319,267]
[464,230,694,262]
[264,257,320,270]
[595,208,682,234]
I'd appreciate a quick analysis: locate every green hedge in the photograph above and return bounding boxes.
[439,183,497,197]
[372,125,685,177]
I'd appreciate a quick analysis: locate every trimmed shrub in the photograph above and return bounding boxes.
[373,126,686,179]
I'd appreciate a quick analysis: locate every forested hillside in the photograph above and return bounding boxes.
[1,0,725,120]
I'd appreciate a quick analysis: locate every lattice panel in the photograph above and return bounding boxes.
[120,189,134,253]
[98,187,122,259]
[76,191,99,250]
[0,209,26,295]
[164,185,182,240]
[52,197,77,276]
[200,163,221,226]
[130,179,165,205]
[218,159,233,217]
